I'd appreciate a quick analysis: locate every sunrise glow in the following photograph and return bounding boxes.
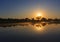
[37,13,42,17]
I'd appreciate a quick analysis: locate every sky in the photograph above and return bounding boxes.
[0,0,60,19]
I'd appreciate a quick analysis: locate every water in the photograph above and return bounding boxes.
[0,22,60,42]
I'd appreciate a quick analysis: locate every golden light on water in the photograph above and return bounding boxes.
[35,25,45,34]
[34,24,44,31]
[36,26,42,30]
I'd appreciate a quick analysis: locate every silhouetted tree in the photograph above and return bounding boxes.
[48,18,53,22]
[25,18,30,22]
[31,18,34,21]
[41,17,47,21]
[53,18,58,21]
[36,16,41,20]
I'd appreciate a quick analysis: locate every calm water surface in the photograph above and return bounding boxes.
[0,22,60,42]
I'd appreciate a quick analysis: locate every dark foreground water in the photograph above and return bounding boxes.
[0,22,60,42]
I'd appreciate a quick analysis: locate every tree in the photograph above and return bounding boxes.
[41,17,47,21]
[36,16,41,20]
[31,18,34,21]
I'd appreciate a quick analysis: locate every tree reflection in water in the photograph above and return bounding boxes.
[0,22,60,28]
[33,22,47,31]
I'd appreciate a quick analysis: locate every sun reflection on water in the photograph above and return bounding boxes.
[36,26,42,30]
[34,24,44,32]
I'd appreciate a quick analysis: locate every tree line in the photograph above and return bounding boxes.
[0,16,60,23]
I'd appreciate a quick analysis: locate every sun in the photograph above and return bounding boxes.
[37,13,42,17]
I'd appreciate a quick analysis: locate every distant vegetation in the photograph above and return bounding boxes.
[0,16,60,23]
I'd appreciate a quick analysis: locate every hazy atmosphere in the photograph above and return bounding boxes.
[0,0,60,18]
[0,0,60,42]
